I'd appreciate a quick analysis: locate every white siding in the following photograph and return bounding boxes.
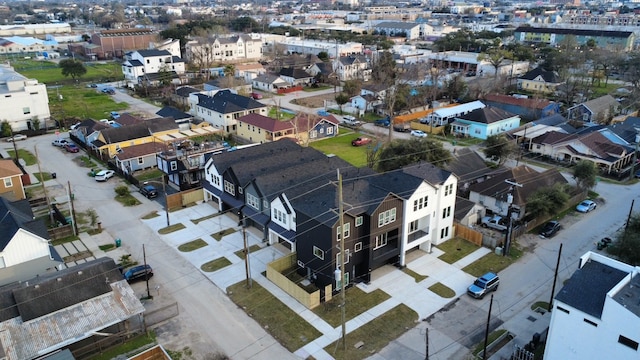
[2,229,50,267]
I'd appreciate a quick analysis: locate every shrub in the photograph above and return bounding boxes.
[115,185,130,196]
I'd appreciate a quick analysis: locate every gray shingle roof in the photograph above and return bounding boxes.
[445,148,493,183]
[156,106,192,120]
[0,198,49,251]
[136,49,171,57]
[195,90,266,114]
[556,259,628,319]
[519,67,561,83]
[457,106,518,124]
[402,161,452,186]
[279,67,313,79]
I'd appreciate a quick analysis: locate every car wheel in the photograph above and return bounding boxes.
[494,285,498,291]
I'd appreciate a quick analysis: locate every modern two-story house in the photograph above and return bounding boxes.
[121,49,186,84]
[189,90,268,134]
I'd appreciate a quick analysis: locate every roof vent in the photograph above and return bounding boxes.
[34,285,39,289]
[78,271,83,275]
[57,278,62,282]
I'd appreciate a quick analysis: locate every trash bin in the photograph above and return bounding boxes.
[495,246,503,256]
[51,173,57,179]
[115,238,122,247]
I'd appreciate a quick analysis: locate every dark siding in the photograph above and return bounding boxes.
[295,213,333,289]
[369,195,403,270]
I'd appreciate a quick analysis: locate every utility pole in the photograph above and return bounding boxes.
[503,180,523,256]
[34,147,54,224]
[338,169,346,352]
[239,212,252,288]
[162,175,169,227]
[67,181,78,235]
[625,199,635,233]
[548,243,562,312]
[482,294,494,360]
[424,327,429,360]
[143,244,152,300]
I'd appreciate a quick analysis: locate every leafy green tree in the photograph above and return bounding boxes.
[335,93,350,114]
[477,48,513,78]
[483,134,516,165]
[317,51,329,62]
[1,120,11,137]
[59,59,87,80]
[376,138,451,172]
[229,17,259,32]
[526,184,571,218]
[573,160,597,191]
[608,214,640,265]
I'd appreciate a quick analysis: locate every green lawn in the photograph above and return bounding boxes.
[309,132,376,167]
[16,60,123,84]
[7,149,37,165]
[324,304,418,360]
[227,281,322,352]
[268,107,296,120]
[312,287,390,327]
[436,237,480,264]
[158,223,185,234]
[211,228,237,241]
[428,282,456,298]
[134,169,165,182]
[50,87,128,120]
[33,172,53,182]
[462,245,523,277]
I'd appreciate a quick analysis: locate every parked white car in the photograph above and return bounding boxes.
[410,130,427,138]
[94,170,115,182]
[52,138,70,147]
[5,134,27,142]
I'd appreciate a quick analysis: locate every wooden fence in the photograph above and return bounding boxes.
[454,223,483,246]
[277,86,303,94]
[48,224,73,240]
[410,122,446,135]
[266,253,321,309]
[166,188,204,210]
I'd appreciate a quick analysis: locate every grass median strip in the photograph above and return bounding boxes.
[463,245,523,277]
[402,268,428,283]
[7,149,36,165]
[211,228,237,241]
[234,244,261,259]
[227,281,322,351]
[191,213,220,224]
[178,239,208,252]
[437,237,479,264]
[141,211,159,219]
[324,304,418,360]
[201,257,231,272]
[428,282,456,298]
[158,223,186,235]
[312,287,390,328]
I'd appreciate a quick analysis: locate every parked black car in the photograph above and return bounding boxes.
[140,184,158,199]
[123,264,153,282]
[539,221,561,238]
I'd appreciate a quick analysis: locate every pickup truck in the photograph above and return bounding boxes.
[481,215,508,232]
[351,137,372,146]
[342,115,362,127]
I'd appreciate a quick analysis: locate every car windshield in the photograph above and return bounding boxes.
[474,279,487,288]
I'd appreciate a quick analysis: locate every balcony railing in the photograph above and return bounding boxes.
[408,229,429,243]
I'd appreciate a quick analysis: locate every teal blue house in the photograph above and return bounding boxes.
[451,106,520,140]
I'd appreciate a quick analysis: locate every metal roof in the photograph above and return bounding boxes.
[432,100,485,118]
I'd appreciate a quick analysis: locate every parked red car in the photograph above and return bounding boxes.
[351,137,372,146]
[64,143,80,153]
[250,92,263,100]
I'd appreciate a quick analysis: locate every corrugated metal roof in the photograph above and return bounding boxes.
[1,281,144,360]
[432,100,485,118]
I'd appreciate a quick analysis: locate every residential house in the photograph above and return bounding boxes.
[92,117,178,159]
[294,176,404,291]
[235,63,267,84]
[279,67,314,87]
[252,73,289,93]
[374,21,422,40]
[113,142,159,174]
[567,95,620,124]
[0,197,63,286]
[482,94,559,121]
[514,26,634,51]
[333,55,370,81]
[156,106,193,130]
[0,159,24,201]
[350,94,380,113]
[517,67,563,94]
[468,165,568,218]
[184,35,262,65]
[171,86,200,109]
[445,148,495,194]
[237,112,340,144]
[0,257,145,360]
[545,251,640,360]
[189,90,268,134]
[606,116,640,145]
[290,113,340,144]
[450,106,521,140]
[306,62,335,83]
[425,101,486,127]
[70,119,109,147]
[204,77,252,95]
[121,49,186,84]
[157,139,229,190]
[0,64,50,132]
[455,197,485,227]
[360,83,388,101]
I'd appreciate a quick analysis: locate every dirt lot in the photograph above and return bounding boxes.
[291,92,336,108]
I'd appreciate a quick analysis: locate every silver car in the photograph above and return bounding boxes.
[94,170,115,182]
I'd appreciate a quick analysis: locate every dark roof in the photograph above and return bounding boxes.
[469,165,568,206]
[515,26,633,38]
[402,161,452,186]
[156,106,192,121]
[113,142,160,161]
[533,113,567,127]
[115,113,143,126]
[208,139,302,175]
[445,148,493,183]
[0,257,123,322]
[279,67,313,79]
[143,117,180,133]
[607,116,640,144]
[531,130,577,145]
[77,119,109,134]
[315,62,334,75]
[519,67,561,83]
[99,123,151,144]
[194,90,266,114]
[368,169,426,200]
[253,73,285,84]
[338,55,367,65]
[125,59,143,67]
[556,259,628,319]
[454,196,477,222]
[238,113,292,132]
[457,106,518,124]
[0,198,49,251]
[206,77,250,88]
[135,49,171,57]
[175,86,200,97]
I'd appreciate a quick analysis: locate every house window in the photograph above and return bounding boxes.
[354,242,363,252]
[355,216,363,227]
[313,246,324,260]
[310,130,317,138]
[170,161,177,171]
[247,193,260,210]
[23,107,30,115]
[556,306,570,314]
[337,223,350,240]
[336,272,349,289]
[213,176,220,187]
[327,127,334,135]
[238,187,243,194]
[374,233,388,249]
[378,208,396,227]
[440,226,449,239]
[263,200,269,209]
[583,318,598,327]
[224,180,235,195]
[137,157,144,165]
[336,249,350,266]
[618,335,639,351]
[444,184,453,196]
[409,220,418,232]
[3,177,12,187]
[442,206,451,219]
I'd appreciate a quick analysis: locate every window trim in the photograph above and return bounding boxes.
[355,216,363,227]
[3,177,12,187]
[354,242,363,252]
[313,246,324,260]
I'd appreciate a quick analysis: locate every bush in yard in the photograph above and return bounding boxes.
[115,185,130,196]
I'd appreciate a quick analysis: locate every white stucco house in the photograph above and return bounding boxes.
[0,64,50,132]
[121,49,186,83]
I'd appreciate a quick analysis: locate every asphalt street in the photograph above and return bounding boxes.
[10,133,297,360]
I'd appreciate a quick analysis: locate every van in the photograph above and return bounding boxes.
[467,272,499,299]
